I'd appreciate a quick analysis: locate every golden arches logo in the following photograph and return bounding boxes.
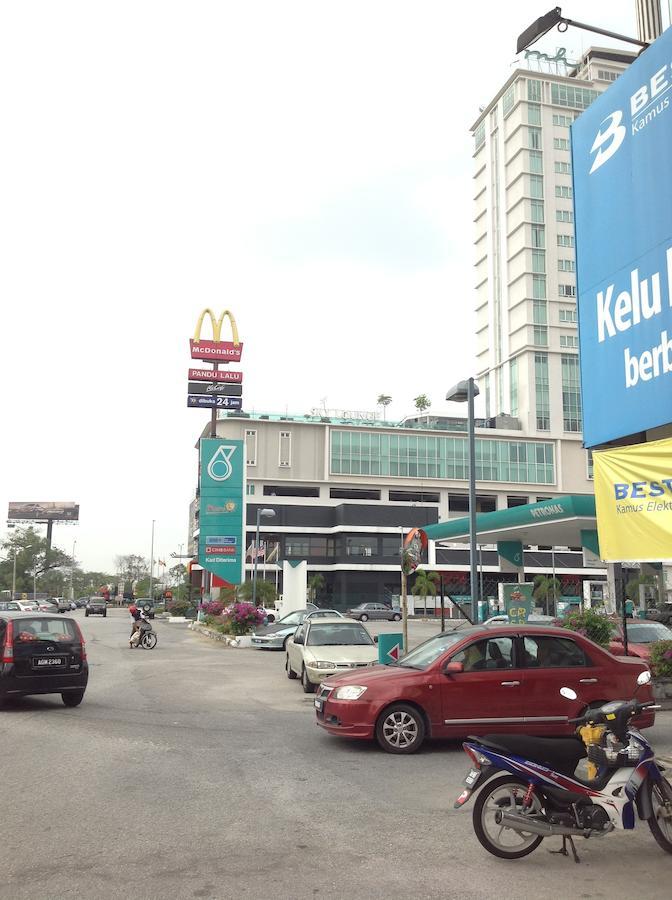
[193,309,240,346]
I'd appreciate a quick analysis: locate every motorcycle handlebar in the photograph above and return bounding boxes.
[568,700,657,726]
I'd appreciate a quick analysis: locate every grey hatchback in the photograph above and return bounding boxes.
[0,612,88,707]
[346,602,401,622]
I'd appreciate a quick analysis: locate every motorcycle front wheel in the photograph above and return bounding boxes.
[647,776,672,854]
[141,632,157,650]
[472,775,544,860]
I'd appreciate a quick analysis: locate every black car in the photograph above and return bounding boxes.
[85,597,107,617]
[0,612,88,707]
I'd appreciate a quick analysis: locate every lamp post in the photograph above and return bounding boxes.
[446,378,480,623]
[252,508,275,607]
[149,520,155,604]
[70,540,77,602]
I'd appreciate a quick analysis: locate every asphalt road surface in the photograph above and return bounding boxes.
[2,610,671,900]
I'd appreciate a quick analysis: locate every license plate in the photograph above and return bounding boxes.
[314,698,323,711]
[464,768,480,788]
[33,657,65,668]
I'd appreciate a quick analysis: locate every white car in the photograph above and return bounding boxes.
[285,617,378,694]
[14,600,40,612]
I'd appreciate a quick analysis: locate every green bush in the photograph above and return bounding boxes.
[561,609,612,648]
[216,621,232,635]
[649,641,672,679]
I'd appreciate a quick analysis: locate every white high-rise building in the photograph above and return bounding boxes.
[471,48,636,445]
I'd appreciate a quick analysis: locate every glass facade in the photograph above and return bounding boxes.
[330,431,555,484]
[561,354,582,432]
[528,79,542,102]
[528,103,541,125]
[502,84,516,117]
[534,353,550,430]
[474,120,485,151]
[510,358,518,416]
[530,200,545,223]
[551,83,598,110]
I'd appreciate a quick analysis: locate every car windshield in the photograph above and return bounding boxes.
[13,618,78,643]
[279,612,304,626]
[307,623,374,646]
[626,622,672,643]
[394,632,464,669]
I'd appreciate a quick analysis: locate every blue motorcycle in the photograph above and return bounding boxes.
[455,671,672,863]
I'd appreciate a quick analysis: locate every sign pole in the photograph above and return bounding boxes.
[210,362,219,438]
[401,568,408,657]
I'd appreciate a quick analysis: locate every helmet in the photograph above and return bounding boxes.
[129,605,137,613]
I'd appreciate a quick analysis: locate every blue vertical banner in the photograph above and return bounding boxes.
[572,28,672,447]
[198,438,245,584]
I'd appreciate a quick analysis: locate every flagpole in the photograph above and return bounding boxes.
[149,520,155,603]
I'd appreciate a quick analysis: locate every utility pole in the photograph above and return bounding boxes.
[149,520,155,602]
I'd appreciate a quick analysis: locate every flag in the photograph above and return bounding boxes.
[158,559,166,567]
[246,542,265,561]
[266,542,280,564]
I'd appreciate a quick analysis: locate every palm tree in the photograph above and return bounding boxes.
[532,574,562,615]
[377,394,392,421]
[413,394,431,414]
[411,570,440,616]
[307,573,325,605]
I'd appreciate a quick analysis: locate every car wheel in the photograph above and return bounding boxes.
[62,691,85,708]
[286,655,297,679]
[103,612,107,617]
[375,703,425,754]
[301,666,316,694]
[359,614,368,622]
[392,613,401,622]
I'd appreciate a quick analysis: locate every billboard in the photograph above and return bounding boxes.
[593,435,672,562]
[572,28,672,447]
[198,439,245,584]
[8,502,79,521]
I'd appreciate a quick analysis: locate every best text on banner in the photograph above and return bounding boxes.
[593,436,672,562]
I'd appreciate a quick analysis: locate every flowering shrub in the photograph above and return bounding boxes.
[561,609,612,648]
[225,601,266,635]
[200,600,225,617]
[650,641,672,679]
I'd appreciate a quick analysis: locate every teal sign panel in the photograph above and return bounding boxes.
[198,438,245,584]
[498,541,523,569]
[502,583,534,624]
[378,633,404,665]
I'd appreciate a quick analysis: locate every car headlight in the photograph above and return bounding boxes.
[334,686,367,700]
[309,661,336,669]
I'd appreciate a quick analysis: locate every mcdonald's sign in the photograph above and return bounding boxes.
[190,309,243,362]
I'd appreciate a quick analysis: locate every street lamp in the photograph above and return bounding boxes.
[252,508,275,607]
[70,539,77,602]
[516,6,647,55]
[446,378,480,623]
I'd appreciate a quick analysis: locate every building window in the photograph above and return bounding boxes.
[560,334,579,348]
[346,537,378,558]
[246,484,255,496]
[559,307,577,323]
[528,79,542,102]
[330,488,381,500]
[502,84,516,117]
[529,150,543,174]
[263,484,318,497]
[553,137,570,151]
[551,83,598,110]
[474,120,485,151]
[245,429,257,466]
[535,353,550,430]
[532,274,546,299]
[562,354,582,432]
[597,69,618,82]
[528,102,541,125]
[531,250,545,274]
[533,299,547,324]
[530,174,544,199]
[552,113,575,127]
[554,161,572,175]
[587,450,594,480]
[556,209,574,223]
[279,431,291,468]
[389,490,440,503]
[533,325,548,346]
[558,258,576,272]
[528,127,542,149]
[530,200,545,223]
[555,185,573,199]
[531,225,545,248]
[559,283,576,297]
[330,431,555,484]
[510,357,518,417]
[557,233,574,247]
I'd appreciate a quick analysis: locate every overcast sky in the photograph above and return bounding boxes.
[0,2,648,574]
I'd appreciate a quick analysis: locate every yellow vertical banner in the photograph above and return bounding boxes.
[593,436,672,562]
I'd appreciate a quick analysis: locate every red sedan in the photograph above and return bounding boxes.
[315,624,654,754]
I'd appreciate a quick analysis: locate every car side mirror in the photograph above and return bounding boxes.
[294,636,304,645]
[444,661,464,675]
[373,635,379,643]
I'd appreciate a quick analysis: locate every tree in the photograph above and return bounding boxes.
[376,394,392,421]
[625,574,658,609]
[307,573,325,604]
[532,574,562,615]
[0,527,73,596]
[115,554,149,594]
[413,394,431,413]
[237,579,278,607]
[411,570,440,615]
[167,563,189,601]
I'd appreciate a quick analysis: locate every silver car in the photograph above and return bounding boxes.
[251,607,342,650]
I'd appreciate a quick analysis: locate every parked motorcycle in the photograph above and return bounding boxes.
[455,671,672,862]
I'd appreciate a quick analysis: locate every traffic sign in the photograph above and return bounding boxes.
[187,395,243,410]
[387,643,401,662]
[188,368,243,384]
[187,382,243,396]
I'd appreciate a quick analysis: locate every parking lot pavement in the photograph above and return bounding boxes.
[365,615,466,648]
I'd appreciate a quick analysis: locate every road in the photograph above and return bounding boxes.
[2,610,671,900]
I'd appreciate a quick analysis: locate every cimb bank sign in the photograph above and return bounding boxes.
[572,27,672,448]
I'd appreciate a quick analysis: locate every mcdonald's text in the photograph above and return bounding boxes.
[190,339,243,362]
[188,368,243,383]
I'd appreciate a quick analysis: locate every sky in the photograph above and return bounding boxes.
[0,1,652,573]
